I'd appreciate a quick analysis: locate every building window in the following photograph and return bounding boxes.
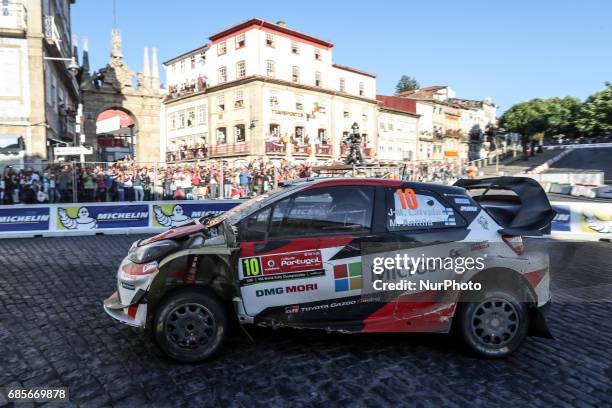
[187,109,195,127]
[172,63,177,74]
[339,78,346,92]
[217,127,227,144]
[217,41,227,55]
[217,94,225,111]
[235,90,244,108]
[235,124,246,142]
[236,33,246,48]
[359,82,365,96]
[270,123,280,137]
[315,71,322,87]
[343,103,350,118]
[190,56,196,69]
[178,112,185,128]
[169,114,176,130]
[295,94,304,111]
[269,90,279,107]
[314,48,321,60]
[197,105,207,125]
[236,60,246,78]
[291,42,300,54]
[389,122,394,131]
[292,66,300,83]
[218,66,227,83]
[318,128,327,143]
[362,114,368,122]
[199,52,206,65]
[266,33,275,47]
[180,60,185,73]
[266,60,275,77]
[295,126,304,143]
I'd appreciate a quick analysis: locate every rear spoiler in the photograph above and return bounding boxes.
[454,177,556,236]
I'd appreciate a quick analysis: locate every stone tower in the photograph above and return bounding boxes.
[79,29,165,163]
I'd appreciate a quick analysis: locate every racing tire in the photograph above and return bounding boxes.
[456,289,529,358]
[153,287,228,363]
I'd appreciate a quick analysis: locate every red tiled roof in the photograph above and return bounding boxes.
[209,18,334,48]
[376,95,417,114]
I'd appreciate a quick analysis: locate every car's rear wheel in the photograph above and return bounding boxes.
[457,289,529,358]
[153,288,227,363]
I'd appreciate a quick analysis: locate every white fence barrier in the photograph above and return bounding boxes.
[0,200,241,238]
[0,200,609,242]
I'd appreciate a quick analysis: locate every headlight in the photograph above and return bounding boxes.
[128,239,180,264]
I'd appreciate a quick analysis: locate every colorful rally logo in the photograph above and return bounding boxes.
[334,262,362,292]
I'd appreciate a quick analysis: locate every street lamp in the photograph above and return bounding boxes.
[43,56,81,76]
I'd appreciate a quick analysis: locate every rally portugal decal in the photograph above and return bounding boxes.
[239,250,325,285]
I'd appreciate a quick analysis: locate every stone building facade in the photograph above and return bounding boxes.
[161,18,378,165]
[0,0,78,166]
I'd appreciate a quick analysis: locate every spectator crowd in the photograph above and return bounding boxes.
[0,157,469,205]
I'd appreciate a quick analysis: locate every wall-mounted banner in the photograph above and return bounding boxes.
[151,201,238,228]
[0,206,50,232]
[56,204,149,230]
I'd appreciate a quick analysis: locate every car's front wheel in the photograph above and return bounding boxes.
[153,288,228,363]
[456,290,529,358]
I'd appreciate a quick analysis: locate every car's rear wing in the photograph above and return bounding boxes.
[454,177,556,236]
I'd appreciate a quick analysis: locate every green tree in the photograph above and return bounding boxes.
[501,97,581,138]
[395,75,420,94]
[577,82,612,135]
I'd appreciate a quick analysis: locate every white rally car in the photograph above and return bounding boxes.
[104,176,555,362]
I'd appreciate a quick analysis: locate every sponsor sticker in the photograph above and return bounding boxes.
[240,250,325,285]
[334,262,363,292]
[255,283,318,297]
[454,198,471,205]
[460,205,478,212]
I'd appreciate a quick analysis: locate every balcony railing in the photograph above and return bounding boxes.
[44,16,61,44]
[166,146,208,162]
[315,144,331,155]
[210,142,249,156]
[0,1,27,32]
[265,141,286,154]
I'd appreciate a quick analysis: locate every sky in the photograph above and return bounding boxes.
[71,0,612,113]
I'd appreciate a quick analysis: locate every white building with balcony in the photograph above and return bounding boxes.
[0,0,79,166]
[161,18,378,164]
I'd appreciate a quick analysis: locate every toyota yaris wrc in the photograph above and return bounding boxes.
[104,176,555,362]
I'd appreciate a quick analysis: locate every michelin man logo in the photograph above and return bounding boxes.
[58,207,97,230]
[154,204,191,227]
[583,210,612,234]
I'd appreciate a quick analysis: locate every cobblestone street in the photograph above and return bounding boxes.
[0,235,611,407]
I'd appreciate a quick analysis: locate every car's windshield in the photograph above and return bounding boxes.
[203,183,303,226]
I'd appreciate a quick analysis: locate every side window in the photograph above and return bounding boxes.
[270,186,374,238]
[241,207,271,241]
[387,188,465,231]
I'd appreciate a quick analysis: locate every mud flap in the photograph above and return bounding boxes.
[529,302,554,339]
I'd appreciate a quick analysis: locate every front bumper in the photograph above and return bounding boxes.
[103,291,148,328]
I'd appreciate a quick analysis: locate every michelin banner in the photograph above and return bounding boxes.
[0,200,240,237]
[0,206,50,232]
